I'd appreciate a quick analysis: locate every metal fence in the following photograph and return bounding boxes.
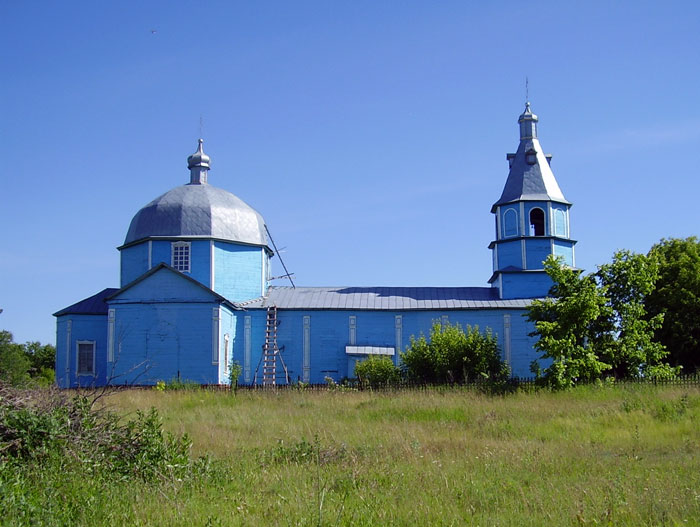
[226,373,700,393]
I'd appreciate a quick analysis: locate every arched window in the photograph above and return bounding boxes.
[554,209,567,236]
[503,209,518,237]
[529,208,545,236]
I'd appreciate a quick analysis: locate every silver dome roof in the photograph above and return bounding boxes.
[122,140,269,248]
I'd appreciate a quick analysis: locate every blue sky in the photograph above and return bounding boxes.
[2,1,699,345]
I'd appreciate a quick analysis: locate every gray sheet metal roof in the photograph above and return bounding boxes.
[53,288,119,316]
[124,184,269,247]
[244,287,533,310]
[492,104,570,212]
[123,141,269,248]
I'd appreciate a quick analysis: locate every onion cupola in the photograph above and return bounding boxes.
[118,140,273,302]
[123,140,269,249]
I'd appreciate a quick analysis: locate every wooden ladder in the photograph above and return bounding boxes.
[257,306,290,386]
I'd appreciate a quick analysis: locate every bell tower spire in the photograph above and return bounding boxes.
[187,139,210,184]
[488,104,577,299]
[519,102,537,139]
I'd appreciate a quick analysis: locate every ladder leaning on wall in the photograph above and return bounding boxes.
[253,306,290,386]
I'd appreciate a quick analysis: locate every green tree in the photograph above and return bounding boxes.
[401,322,508,385]
[23,341,56,385]
[595,250,672,378]
[353,356,401,387]
[529,252,680,389]
[527,256,611,389]
[646,237,700,373]
[0,331,31,386]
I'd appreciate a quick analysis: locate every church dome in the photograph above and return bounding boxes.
[123,141,269,248]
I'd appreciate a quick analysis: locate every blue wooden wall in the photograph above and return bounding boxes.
[500,272,553,300]
[213,242,267,302]
[55,314,109,388]
[108,302,219,385]
[231,307,538,385]
[119,240,267,303]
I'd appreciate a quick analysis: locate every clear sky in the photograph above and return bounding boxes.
[2,1,699,346]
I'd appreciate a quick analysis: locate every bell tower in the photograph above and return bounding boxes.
[488,103,576,299]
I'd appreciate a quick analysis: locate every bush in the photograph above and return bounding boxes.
[401,322,509,386]
[354,356,401,388]
[0,383,199,482]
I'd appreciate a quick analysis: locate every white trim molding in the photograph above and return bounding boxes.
[210,241,215,289]
[244,316,252,383]
[212,307,220,365]
[394,315,403,365]
[303,316,311,382]
[349,315,357,345]
[345,346,395,356]
[65,320,72,385]
[503,314,512,369]
[107,309,115,362]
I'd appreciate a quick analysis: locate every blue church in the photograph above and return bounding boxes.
[54,104,576,387]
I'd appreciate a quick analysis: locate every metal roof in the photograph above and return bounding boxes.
[53,288,119,316]
[492,103,570,212]
[123,141,269,248]
[244,286,533,310]
[123,184,268,247]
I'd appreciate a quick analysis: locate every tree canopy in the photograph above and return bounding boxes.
[0,331,55,387]
[528,251,679,389]
[646,237,700,373]
[526,257,611,389]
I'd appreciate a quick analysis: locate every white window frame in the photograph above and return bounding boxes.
[554,208,567,237]
[223,333,230,372]
[76,340,96,376]
[503,208,518,238]
[172,241,191,272]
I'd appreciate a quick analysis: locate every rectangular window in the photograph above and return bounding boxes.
[223,333,230,372]
[77,341,95,375]
[172,241,191,272]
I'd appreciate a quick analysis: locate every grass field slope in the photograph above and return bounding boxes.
[3,384,699,526]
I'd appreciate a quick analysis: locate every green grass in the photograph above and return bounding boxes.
[4,384,700,526]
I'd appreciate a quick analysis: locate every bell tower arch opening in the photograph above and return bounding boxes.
[529,208,545,236]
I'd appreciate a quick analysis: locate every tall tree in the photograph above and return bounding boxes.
[646,237,700,373]
[595,250,668,378]
[527,256,611,389]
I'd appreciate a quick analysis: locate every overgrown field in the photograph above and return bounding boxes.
[3,384,699,526]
